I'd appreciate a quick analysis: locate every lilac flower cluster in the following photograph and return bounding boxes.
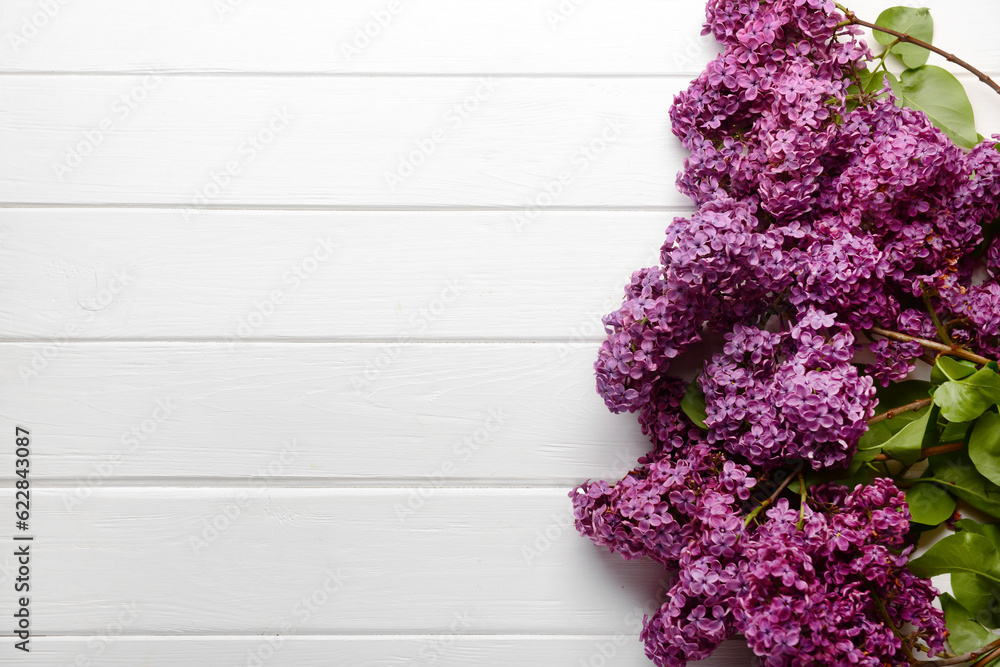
[867,338,924,387]
[572,443,754,662]
[572,442,946,666]
[638,377,707,456]
[700,309,876,469]
[640,551,743,664]
[595,0,1000,415]
[577,0,1000,664]
[570,443,754,569]
[737,480,946,665]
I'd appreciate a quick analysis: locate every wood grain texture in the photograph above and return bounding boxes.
[11,636,758,666]
[3,73,999,209]
[0,0,996,76]
[0,489,668,635]
[0,209,671,341]
[0,342,673,483]
[0,0,717,75]
[0,76,681,208]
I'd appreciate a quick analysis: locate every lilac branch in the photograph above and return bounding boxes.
[869,327,993,366]
[838,6,1000,96]
[868,398,934,425]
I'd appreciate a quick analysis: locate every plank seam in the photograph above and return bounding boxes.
[0,338,609,344]
[3,633,654,640]
[0,204,690,212]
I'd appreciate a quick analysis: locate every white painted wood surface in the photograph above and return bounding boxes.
[3,74,999,208]
[0,0,992,75]
[0,343,657,483]
[0,210,670,341]
[0,1,997,665]
[0,76,680,208]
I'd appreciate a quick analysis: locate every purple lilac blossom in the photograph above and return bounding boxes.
[569,443,755,569]
[700,310,876,470]
[638,377,708,456]
[596,3,1000,413]
[577,0,998,664]
[737,480,946,665]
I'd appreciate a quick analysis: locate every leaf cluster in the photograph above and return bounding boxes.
[847,7,982,148]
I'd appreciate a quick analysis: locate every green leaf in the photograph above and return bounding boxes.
[850,447,880,470]
[848,67,873,93]
[934,366,1000,422]
[860,382,935,454]
[681,378,708,430]
[858,420,894,451]
[865,69,896,95]
[941,419,973,443]
[927,451,1000,519]
[846,70,868,112]
[953,572,1000,629]
[873,7,934,69]
[941,593,998,654]
[882,404,939,465]
[971,412,1000,486]
[906,482,956,526]
[800,449,875,490]
[955,518,1000,542]
[884,71,902,100]
[953,520,1000,627]
[932,356,979,384]
[896,65,979,148]
[908,531,1000,583]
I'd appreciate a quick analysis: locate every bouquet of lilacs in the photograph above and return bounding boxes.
[571,2,1000,665]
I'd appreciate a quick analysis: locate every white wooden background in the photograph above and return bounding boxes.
[0,1,997,665]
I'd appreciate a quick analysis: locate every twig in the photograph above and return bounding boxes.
[744,464,804,527]
[839,8,1000,96]
[934,636,1000,665]
[971,644,1000,667]
[871,595,918,665]
[921,636,1000,666]
[870,327,993,366]
[922,283,954,346]
[873,441,964,462]
[796,472,807,530]
[868,398,934,425]
[931,654,977,666]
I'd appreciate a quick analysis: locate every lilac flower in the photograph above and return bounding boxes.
[569,443,755,569]
[638,377,708,455]
[579,0,998,663]
[736,481,946,666]
[642,553,742,666]
[700,310,876,470]
[595,267,707,413]
[867,338,924,387]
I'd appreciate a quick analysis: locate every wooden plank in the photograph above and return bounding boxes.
[0,76,682,207]
[0,0,996,76]
[0,0,718,75]
[0,489,668,634]
[14,636,756,666]
[4,72,1000,209]
[0,209,670,341]
[0,342,697,483]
